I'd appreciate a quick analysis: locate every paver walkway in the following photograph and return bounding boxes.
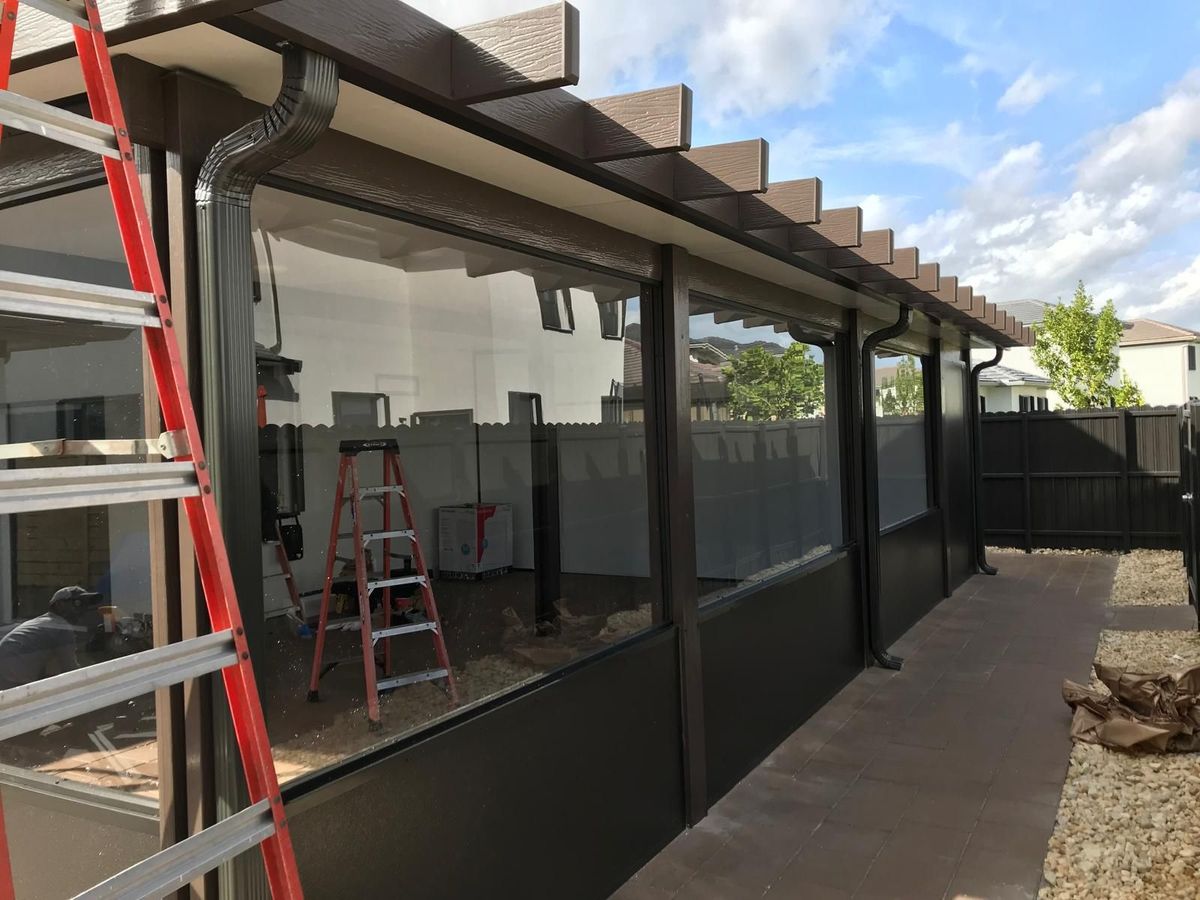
[615,551,1193,900]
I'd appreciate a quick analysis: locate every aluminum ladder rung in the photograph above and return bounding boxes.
[72,799,273,900]
[0,432,187,461]
[0,270,159,328]
[22,0,91,29]
[358,484,404,497]
[377,668,449,691]
[0,630,237,741]
[366,574,427,592]
[372,620,436,641]
[0,462,200,514]
[0,89,118,158]
[336,528,415,543]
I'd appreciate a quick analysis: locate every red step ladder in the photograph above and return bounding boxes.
[0,1,303,896]
[308,439,459,729]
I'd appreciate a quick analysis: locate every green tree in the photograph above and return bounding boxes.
[723,343,824,420]
[1031,281,1145,409]
[878,355,925,415]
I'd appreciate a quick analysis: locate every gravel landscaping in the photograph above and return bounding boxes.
[1041,629,1200,899]
[1109,550,1188,606]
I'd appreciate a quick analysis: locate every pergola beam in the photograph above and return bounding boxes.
[682,175,822,229]
[602,138,768,200]
[476,83,693,161]
[243,1,581,104]
[801,228,894,268]
[847,246,919,282]
[771,207,863,252]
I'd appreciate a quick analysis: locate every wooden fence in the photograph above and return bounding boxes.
[981,407,1182,551]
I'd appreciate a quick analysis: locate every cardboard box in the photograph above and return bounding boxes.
[438,504,513,577]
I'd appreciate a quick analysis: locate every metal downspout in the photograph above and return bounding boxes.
[969,345,1004,575]
[861,305,912,670]
[196,44,338,646]
[195,45,338,897]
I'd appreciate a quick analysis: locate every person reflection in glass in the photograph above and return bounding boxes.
[0,586,103,689]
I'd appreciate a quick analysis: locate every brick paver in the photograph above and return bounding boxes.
[614,551,1190,900]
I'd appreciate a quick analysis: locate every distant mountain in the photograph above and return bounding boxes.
[622,323,783,357]
[693,335,785,356]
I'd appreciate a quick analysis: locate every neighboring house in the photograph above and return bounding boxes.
[1118,319,1200,406]
[977,365,1052,413]
[974,301,1200,410]
[623,338,731,421]
[985,299,1062,409]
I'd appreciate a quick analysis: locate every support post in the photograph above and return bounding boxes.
[644,245,706,824]
[969,345,1004,574]
[860,305,912,670]
[928,337,950,597]
[1022,411,1032,552]
[1121,409,1133,553]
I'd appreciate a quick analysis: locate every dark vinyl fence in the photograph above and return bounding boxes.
[981,407,1182,551]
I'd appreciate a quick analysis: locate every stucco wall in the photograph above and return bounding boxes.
[1120,344,1187,406]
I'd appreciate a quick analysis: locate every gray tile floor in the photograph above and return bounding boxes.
[614,551,1191,900]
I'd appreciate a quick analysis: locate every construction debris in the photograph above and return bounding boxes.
[1064,663,1200,752]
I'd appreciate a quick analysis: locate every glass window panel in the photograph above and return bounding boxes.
[874,352,930,528]
[688,299,843,605]
[0,188,162,816]
[251,187,656,781]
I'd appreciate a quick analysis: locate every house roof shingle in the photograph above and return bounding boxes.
[978,365,1051,387]
[1119,318,1200,347]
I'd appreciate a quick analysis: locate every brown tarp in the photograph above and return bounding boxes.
[1063,663,1200,752]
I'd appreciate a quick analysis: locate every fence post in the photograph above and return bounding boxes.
[1022,412,1033,552]
[1120,409,1132,553]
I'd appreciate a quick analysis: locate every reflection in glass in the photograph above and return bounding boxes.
[875,352,930,528]
[687,300,843,604]
[0,187,160,806]
[250,187,655,780]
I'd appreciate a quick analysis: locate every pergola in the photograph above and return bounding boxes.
[11,0,1030,349]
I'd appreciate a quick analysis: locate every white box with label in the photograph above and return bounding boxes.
[437,503,513,577]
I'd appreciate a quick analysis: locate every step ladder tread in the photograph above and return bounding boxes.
[0,88,119,158]
[0,461,201,514]
[0,630,238,741]
[358,484,405,496]
[366,574,427,592]
[22,0,91,29]
[337,528,416,542]
[0,269,160,328]
[372,619,437,640]
[377,668,450,691]
[73,799,274,900]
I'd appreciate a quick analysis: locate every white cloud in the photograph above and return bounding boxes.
[776,121,1004,179]
[1126,254,1200,321]
[1077,69,1200,191]
[997,66,1067,113]
[900,70,1200,327]
[404,0,893,121]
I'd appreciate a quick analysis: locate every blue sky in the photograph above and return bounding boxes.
[414,1,1200,328]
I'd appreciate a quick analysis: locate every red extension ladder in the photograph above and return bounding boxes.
[308,439,459,729]
[0,1,303,896]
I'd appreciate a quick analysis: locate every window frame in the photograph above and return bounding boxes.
[685,293,849,608]
[239,179,671,783]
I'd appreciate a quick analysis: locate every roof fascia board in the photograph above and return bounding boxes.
[11,0,271,70]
